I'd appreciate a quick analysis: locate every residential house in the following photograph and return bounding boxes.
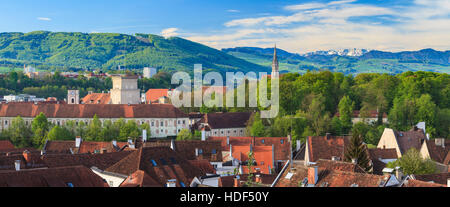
[81,92,111,104]
[335,110,388,124]
[419,138,449,172]
[197,112,253,138]
[304,134,350,165]
[145,89,173,104]
[377,126,426,158]
[368,148,398,175]
[0,140,14,151]
[410,172,450,186]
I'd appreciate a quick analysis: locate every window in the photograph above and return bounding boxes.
[183,120,185,124]
[161,121,164,127]
[151,122,154,127]
[281,140,284,144]
[198,149,203,154]
[180,182,186,187]
[150,159,157,166]
[178,120,181,124]
[109,181,114,186]
[5,121,7,125]
[66,182,74,187]
[261,139,265,144]
[260,161,264,165]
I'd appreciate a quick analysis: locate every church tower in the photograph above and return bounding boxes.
[272,44,279,78]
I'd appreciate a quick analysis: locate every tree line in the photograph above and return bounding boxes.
[0,113,151,149]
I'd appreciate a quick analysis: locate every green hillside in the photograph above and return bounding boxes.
[223,47,450,74]
[0,31,269,74]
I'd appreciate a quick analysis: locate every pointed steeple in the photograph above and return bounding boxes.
[272,44,279,77]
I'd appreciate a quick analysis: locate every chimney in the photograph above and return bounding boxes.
[230,144,233,159]
[234,176,240,187]
[307,166,319,185]
[226,136,230,146]
[395,166,403,180]
[195,148,199,157]
[325,133,331,140]
[112,140,117,147]
[40,150,45,156]
[447,179,450,187]
[23,150,31,163]
[14,160,21,171]
[351,158,358,164]
[75,136,82,148]
[128,138,133,145]
[170,139,175,151]
[142,129,147,142]
[255,174,262,183]
[166,179,177,187]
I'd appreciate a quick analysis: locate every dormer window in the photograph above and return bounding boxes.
[151,159,157,166]
[261,139,265,144]
[281,140,284,144]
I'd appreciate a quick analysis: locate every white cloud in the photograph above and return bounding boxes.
[227,9,240,13]
[161,28,179,38]
[186,0,450,53]
[37,17,52,21]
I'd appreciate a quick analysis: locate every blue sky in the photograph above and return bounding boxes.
[0,0,449,53]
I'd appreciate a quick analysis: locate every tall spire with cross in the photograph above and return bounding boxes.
[272,44,279,78]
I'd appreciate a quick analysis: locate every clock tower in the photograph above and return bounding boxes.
[67,90,79,104]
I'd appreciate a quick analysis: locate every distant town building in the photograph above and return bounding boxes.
[23,65,36,73]
[3,94,46,103]
[272,44,279,78]
[143,67,157,79]
[81,91,111,104]
[377,126,427,158]
[196,112,253,138]
[110,75,141,104]
[145,89,173,104]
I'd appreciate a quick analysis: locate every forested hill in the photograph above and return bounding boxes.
[223,47,450,74]
[0,31,269,73]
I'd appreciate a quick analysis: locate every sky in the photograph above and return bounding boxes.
[0,0,449,53]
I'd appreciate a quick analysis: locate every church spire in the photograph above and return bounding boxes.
[272,44,279,77]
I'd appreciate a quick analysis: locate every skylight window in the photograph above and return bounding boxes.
[66,182,74,187]
[151,159,157,166]
[160,158,167,165]
[212,149,217,154]
[180,182,186,187]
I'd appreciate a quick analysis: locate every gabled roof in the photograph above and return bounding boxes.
[201,112,252,129]
[81,93,111,104]
[307,135,351,162]
[412,172,450,185]
[0,102,188,118]
[0,166,108,187]
[208,136,290,161]
[188,159,216,175]
[78,141,129,154]
[42,151,134,170]
[368,148,398,175]
[0,140,14,151]
[105,147,205,187]
[142,140,223,162]
[394,127,426,155]
[423,139,449,164]
[0,152,47,171]
[232,145,274,174]
[43,141,74,154]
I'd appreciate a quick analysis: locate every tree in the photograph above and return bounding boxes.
[338,96,354,134]
[47,125,74,141]
[31,112,50,148]
[5,116,33,148]
[344,133,372,172]
[298,94,331,136]
[250,113,265,137]
[119,120,140,141]
[86,114,102,141]
[176,129,192,141]
[245,150,255,187]
[386,148,437,175]
[415,94,437,135]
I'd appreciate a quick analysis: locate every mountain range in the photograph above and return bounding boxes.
[222,47,450,74]
[0,31,448,75]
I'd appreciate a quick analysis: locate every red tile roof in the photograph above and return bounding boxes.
[274,161,390,187]
[0,140,14,151]
[0,102,188,118]
[81,93,111,104]
[105,147,205,187]
[0,166,108,187]
[315,159,366,173]
[232,145,274,174]
[307,135,350,162]
[42,151,134,170]
[219,174,277,187]
[423,139,449,164]
[78,141,128,154]
[201,112,252,129]
[208,136,290,161]
[145,89,171,104]
[413,173,450,185]
[368,148,398,175]
[402,179,445,187]
[143,140,223,162]
[43,141,75,154]
[188,159,216,175]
